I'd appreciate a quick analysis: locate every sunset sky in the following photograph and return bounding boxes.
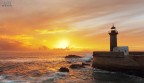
[0,0,144,51]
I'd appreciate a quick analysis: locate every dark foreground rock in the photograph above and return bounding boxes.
[70,64,85,69]
[65,55,82,58]
[59,67,69,72]
[82,62,91,66]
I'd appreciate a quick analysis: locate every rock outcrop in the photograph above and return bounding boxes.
[70,63,84,69]
[65,55,82,58]
[59,67,69,72]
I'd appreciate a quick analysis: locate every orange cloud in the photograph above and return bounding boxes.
[0,0,144,51]
[0,37,30,51]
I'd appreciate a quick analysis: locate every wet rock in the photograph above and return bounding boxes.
[59,67,69,72]
[70,64,85,69]
[65,55,82,58]
[82,63,90,66]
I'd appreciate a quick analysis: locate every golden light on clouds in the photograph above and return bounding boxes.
[55,39,70,49]
[0,0,144,51]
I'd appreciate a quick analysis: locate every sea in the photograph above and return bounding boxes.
[0,51,144,83]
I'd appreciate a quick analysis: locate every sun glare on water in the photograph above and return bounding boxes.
[56,39,69,49]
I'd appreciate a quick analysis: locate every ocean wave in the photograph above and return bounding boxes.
[0,71,69,83]
[80,54,93,62]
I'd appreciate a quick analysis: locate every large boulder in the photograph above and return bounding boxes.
[82,62,91,66]
[70,63,84,69]
[59,67,69,72]
[65,55,82,58]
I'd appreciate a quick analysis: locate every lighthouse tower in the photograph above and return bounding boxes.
[109,25,118,52]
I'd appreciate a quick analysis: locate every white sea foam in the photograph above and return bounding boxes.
[66,53,93,63]
[80,54,93,62]
[56,72,68,76]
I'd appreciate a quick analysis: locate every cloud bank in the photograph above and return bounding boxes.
[0,0,144,51]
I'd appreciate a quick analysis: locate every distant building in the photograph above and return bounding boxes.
[109,25,129,55]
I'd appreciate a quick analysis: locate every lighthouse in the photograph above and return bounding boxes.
[109,25,118,52]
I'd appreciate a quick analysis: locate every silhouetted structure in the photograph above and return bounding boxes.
[109,25,118,51]
[92,25,144,75]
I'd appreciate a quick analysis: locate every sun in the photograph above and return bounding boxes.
[56,39,69,49]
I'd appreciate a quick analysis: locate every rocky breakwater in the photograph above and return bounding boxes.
[64,54,92,69]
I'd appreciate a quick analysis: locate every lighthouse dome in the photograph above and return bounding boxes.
[111,26,116,29]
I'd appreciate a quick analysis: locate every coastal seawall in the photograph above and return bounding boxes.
[92,52,144,71]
